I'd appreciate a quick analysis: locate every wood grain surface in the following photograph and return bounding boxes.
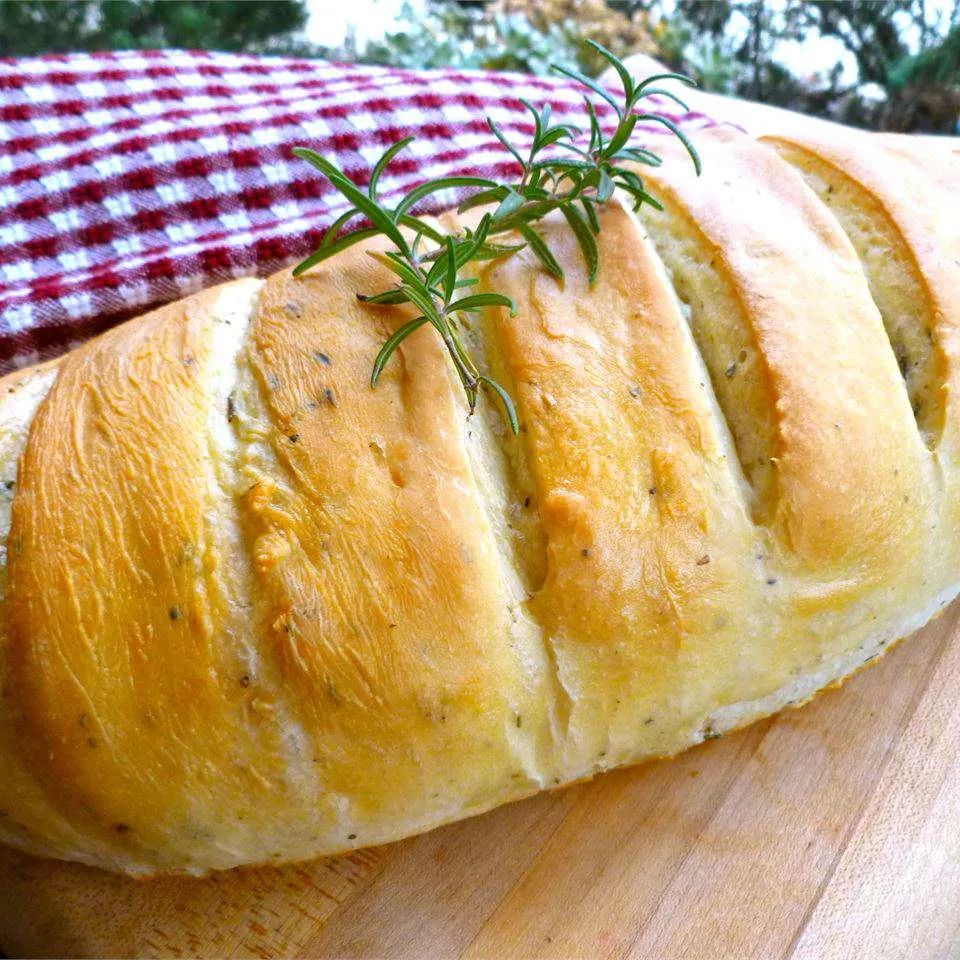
[2,602,959,960]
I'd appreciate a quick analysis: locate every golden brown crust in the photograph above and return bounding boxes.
[234,241,552,850]
[0,127,957,875]
[2,283,285,871]
[457,201,764,770]
[762,128,960,456]
[636,128,930,578]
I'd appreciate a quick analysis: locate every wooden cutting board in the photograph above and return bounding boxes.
[3,601,960,960]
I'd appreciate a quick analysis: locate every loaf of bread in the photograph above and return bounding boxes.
[0,126,956,876]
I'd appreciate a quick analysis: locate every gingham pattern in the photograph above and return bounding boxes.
[0,49,716,373]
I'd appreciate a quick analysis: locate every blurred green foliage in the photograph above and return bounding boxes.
[0,0,956,132]
[651,0,959,130]
[0,0,311,56]
[325,0,958,131]
[347,4,585,75]
[332,0,654,77]
[889,23,960,89]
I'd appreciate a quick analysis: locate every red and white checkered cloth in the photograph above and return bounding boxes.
[0,49,716,373]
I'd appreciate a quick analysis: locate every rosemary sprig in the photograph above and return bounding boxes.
[292,41,701,433]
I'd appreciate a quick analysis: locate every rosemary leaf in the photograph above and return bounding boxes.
[633,114,703,175]
[448,293,517,316]
[293,227,378,276]
[561,205,599,284]
[369,136,416,200]
[371,315,431,385]
[442,237,458,305]
[520,223,565,281]
[634,87,691,112]
[357,288,410,305]
[393,176,499,219]
[487,118,525,168]
[479,375,520,434]
[550,64,622,117]
[292,148,408,252]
